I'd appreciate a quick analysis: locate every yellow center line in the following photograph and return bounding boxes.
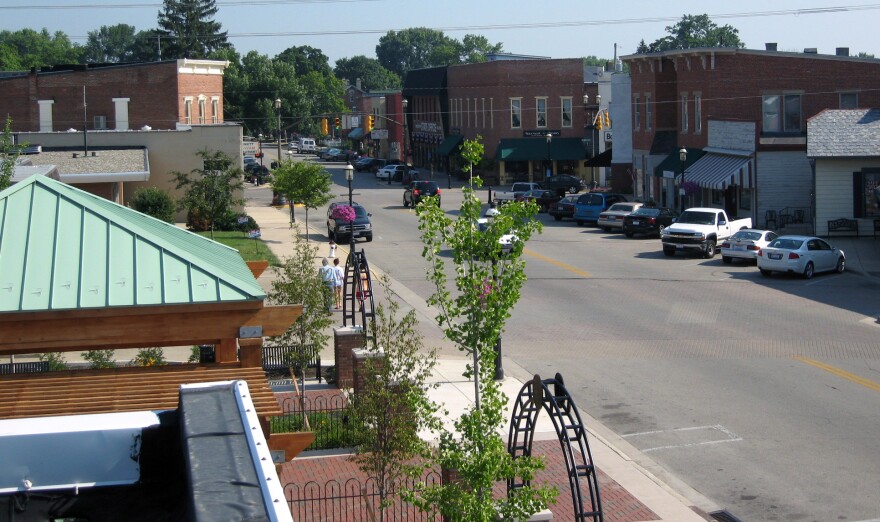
[523,248,591,278]
[794,356,880,393]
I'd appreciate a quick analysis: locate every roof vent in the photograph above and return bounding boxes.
[804,48,818,54]
[836,47,849,56]
[765,43,777,51]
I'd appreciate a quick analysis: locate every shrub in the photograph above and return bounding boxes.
[131,187,176,223]
[130,347,167,367]
[38,352,68,371]
[82,349,116,369]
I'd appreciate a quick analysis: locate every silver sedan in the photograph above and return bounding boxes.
[757,235,845,279]
[720,229,778,264]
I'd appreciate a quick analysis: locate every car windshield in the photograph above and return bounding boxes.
[732,231,762,241]
[677,211,716,225]
[768,238,804,250]
[632,208,660,217]
[577,194,604,205]
[352,206,368,218]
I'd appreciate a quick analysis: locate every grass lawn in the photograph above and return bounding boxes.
[196,230,281,266]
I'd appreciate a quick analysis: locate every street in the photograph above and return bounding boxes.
[261,156,880,521]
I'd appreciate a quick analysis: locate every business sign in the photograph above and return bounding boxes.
[523,130,560,138]
[371,129,388,140]
[247,229,262,239]
[604,131,613,142]
[243,141,258,155]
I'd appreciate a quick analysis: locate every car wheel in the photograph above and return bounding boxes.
[704,239,717,258]
[624,231,634,238]
[366,234,373,242]
[836,257,845,273]
[760,268,772,277]
[722,256,732,264]
[663,246,676,257]
[802,261,815,279]
[569,186,578,194]
[554,216,562,222]
[328,227,335,241]
[403,196,409,208]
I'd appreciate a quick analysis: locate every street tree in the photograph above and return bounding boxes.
[270,159,333,229]
[1,116,21,191]
[350,277,442,521]
[267,224,332,411]
[411,136,554,520]
[82,24,139,63]
[334,55,401,91]
[0,28,82,70]
[458,34,504,63]
[157,0,229,59]
[172,149,244,238]
[637,14,744,53]
[275,45,332,77]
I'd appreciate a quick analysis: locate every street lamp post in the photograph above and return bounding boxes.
[257,133,263,185]
[679,147,688,213]
[545,133,553,180]
[274,98,282,169]
[345,163,355,256]
[392,98,408,185]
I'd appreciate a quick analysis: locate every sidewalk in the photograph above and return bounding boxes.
[246,194,716,521]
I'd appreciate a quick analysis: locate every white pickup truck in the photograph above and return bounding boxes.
[493,182,542,204]
[661,207,752,258]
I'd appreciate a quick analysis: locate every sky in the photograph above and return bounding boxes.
[2,0,879,66]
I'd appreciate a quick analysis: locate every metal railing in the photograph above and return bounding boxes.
[0,361,49,375]
[275,393,357,450]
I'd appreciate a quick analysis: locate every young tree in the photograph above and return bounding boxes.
[157,0,229,59]
[267,224,333,408]
[411,136,554,520]
[270,159,333,230]
[349,277,442,521]
[1,116,21,191]
[173,149,244,238]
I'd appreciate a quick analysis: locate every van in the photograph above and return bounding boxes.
[573,192,628,226]
[298,138,316,154]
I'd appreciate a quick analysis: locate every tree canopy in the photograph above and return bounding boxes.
[0,29,82,70]
[334,55,401,91]
[82,24,139,63]
[637,14,744,53]
[275,45,332,77]
[157,0,229,59]
[376,28,503,78]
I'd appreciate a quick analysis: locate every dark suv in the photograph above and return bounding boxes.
[403,181,441,208]
[543,175,587,195]
[327,201,373,242]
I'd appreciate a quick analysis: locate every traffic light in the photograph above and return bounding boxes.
[367,115,374,131]
[334,117,341,129]
[321,118,328,135]
[594,112,603,131]
[604,111,611,128]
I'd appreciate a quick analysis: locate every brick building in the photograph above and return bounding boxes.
[0,59,227,132]
[621,46,880,230]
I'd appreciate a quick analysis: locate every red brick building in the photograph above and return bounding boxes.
[622,46,880,230]
[1,59,227,132]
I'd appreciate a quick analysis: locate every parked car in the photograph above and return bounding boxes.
[622,207,679,237]
[573,192,628,226]
[597,202,645,232]
[548,195,579,221]
[720,229,778,264]
[516,189,562,212]
[369,159,388,174]
[376,164,417,182]
[661,208,753,258]
[757,236,845,279]
[353,157,375,172]
[493,182,543,204]
[317,148,341,160]
[326,201,373,243]
[403,180,441,207]
[543,175,587,195]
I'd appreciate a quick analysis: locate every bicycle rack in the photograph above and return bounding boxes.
[507,372,603,522]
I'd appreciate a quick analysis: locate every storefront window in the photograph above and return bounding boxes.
[861,170,880,218]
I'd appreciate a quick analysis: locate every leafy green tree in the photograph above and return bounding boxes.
[82,24,139,63]
[458,34,504,63]
[267,224,332,408]
[157,0,229,59]
[275,45,332,77]
[350,276,442,521]
[270,159,332,229]
[376,28,504,77]
[82,349,116,369]
[0,29,82,70]
[640,14,744,52]
[411,137,553,520]
[1,116,21,191]
[131,186,176,223]
[334,55,401,91]
[173,149,244,238]
[38,352,68,371]
[129,29,165,62]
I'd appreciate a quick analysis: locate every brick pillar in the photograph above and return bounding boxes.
[333,326,364,388]
[352,347,385,397]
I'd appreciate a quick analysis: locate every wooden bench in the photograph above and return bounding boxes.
[827,218,859,238]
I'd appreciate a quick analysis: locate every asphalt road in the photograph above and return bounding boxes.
[267,155,880,522]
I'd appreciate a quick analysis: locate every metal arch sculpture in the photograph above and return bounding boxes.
[507,373,603,522]
[342,250,375,333]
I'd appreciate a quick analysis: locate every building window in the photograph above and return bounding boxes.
[840,92,858,109]
[93,115,107,130]
[561,97,572,128]
[198,98,206,124]
[633,96,640,130]
[694,94,702,133]
[38,100,54,132]
[490,97,494,129]
[211,97,219,123]
[681,95,688,132]
[536,97,547,128]
[762,94,802,133]
[184,98,193,124]
[645,95,652,131]
[481,98,486,128]
[855,169,880,218]
[510,98,522,129]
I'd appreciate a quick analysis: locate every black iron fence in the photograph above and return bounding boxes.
[275,393,358,450]
[0,361,49,375]
[263,343,322,382]
[286,474,442,521]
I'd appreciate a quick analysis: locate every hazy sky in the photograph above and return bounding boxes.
[2,0,878,65]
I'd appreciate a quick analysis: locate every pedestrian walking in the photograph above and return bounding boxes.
[328,240,337,258]
[318,258,334,310]
[332,258,344,309]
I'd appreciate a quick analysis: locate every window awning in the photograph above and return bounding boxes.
[653,147,704,178]
[436,135,463,156]
[496,137,586,162]
[677,152,754,190]
[347,128,365,140]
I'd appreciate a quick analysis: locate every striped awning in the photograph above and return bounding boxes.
[677,153,753,190]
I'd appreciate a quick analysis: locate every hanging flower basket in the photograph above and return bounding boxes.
[330,205,356,222]
[681,181,700,196]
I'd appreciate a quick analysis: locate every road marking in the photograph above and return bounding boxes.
[523,248,591,277]
[622,424,742,453]
[795,356,880,393]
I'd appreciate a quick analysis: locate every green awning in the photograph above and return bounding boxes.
[653,147,704,177]
[496,137,586,162]
[347,128,365,140]
[436,135,464,156]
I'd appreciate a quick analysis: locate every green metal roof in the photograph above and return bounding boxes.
[496,137,587,162]
[0,176,266,313]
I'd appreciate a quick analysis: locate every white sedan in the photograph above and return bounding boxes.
[757,235,845,279]
[720,229,778,264]
[597,202,644,232]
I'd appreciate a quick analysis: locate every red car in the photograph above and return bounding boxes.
[548,195,579,221]
[516,189,562,212]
